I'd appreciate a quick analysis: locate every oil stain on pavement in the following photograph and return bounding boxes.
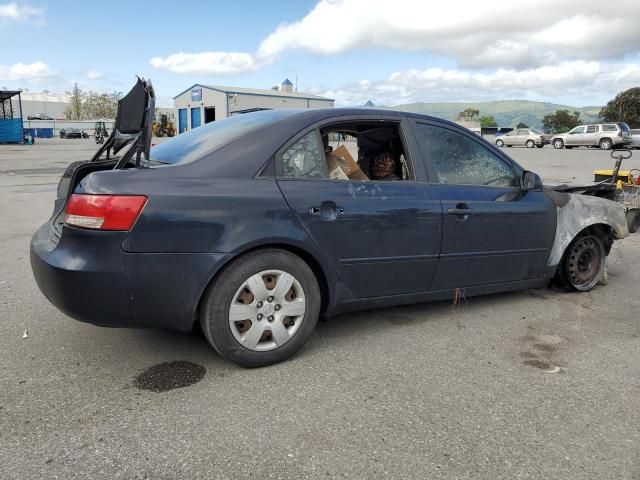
[135,361,206,392]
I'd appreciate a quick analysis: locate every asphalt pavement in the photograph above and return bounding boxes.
[1,138,639,479]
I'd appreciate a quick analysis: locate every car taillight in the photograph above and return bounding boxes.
[64,194,147,231]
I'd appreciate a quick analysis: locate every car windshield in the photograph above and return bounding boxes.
[530,129,543,134]
[150,110,297,165]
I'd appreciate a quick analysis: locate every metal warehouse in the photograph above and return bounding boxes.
[173,79,334,133]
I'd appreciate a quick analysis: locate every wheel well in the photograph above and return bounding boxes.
[571,223,615,255]
[600,137,612,144]
[193,244,330,329]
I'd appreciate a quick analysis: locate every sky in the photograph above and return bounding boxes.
[1,0,640,107]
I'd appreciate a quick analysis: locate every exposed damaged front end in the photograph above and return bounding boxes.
[546,190,629,267]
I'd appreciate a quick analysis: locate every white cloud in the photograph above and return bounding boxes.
[84,70,104,80]
[151,0,640,76]
[0,61,56,81]
[0,2,45,24]
[149,51,263,76]
[315,61,640,106]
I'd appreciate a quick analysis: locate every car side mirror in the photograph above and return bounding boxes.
[522,171,543,191]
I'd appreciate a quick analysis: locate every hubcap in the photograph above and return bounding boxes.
[567,238,601,287]
[228,269,306,352]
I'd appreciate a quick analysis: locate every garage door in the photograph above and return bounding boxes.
[178,108,188,133]
[190,107,201,129]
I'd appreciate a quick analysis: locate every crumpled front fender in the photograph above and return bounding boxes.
[548,193,629,266]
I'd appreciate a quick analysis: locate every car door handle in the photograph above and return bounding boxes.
[309,202,344,221]
[447,208,473,215]
[447,203,473,218]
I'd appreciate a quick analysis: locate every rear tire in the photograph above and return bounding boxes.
[599,138,613,150]
[557,234,606,292]
[526,140,535,148]
[553,139,564,149]
[495,139,504,147]
[200,249,321,368]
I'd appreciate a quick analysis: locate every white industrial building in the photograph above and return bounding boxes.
[6,90,70,119]
[173,79,334,133]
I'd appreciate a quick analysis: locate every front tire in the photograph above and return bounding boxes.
[553,139,564,149]
[495,139,504,147]
[557,234,606,291]
[200,249,321,368]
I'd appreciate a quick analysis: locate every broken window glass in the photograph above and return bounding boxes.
[415,123,517,187]
[280,131,328,179]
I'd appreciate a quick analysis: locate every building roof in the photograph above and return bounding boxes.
[19,92,70,103]
[282,78,293,86]
[0,90,22,101]
[174,83,334,102]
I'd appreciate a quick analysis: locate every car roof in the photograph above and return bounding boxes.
[262,107,465,131]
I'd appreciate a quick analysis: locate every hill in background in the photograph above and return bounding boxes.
[390,100,602,129]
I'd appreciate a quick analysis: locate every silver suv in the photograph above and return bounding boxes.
[551,122,631,150]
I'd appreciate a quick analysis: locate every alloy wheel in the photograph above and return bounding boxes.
[228,270,306,351]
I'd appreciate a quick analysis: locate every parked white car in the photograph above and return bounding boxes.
[551,123,632,150]
[495,128,551,148]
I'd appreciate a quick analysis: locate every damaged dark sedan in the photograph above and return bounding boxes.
[31,79,629,367]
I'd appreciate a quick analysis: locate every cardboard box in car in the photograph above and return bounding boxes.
[328,145,368,180]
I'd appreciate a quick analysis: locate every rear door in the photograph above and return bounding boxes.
[275,119,443,298]
[584,125,598,146]
[515,129,530,146]
[410,119,557,289]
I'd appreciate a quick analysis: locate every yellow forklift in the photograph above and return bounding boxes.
[152,113,176,137]
[592,150,640,233]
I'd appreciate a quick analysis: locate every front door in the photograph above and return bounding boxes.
[565,126,585,145]
[276,129,442,298]
[411,120,557,290]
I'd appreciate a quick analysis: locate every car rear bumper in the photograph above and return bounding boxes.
[30,223,229,331]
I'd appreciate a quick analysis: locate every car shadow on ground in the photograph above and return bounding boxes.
[113,286,555,370]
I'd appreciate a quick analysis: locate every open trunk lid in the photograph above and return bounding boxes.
[49,77,155,242]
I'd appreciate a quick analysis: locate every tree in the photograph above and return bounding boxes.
[63,86,122,120]
[83,91,122,119]
[516,122,529,129]
[600,87,640,128]
[542,110,581,134]
[458,108,479,121]
[64,83,83,120]
[479,115,498,127]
